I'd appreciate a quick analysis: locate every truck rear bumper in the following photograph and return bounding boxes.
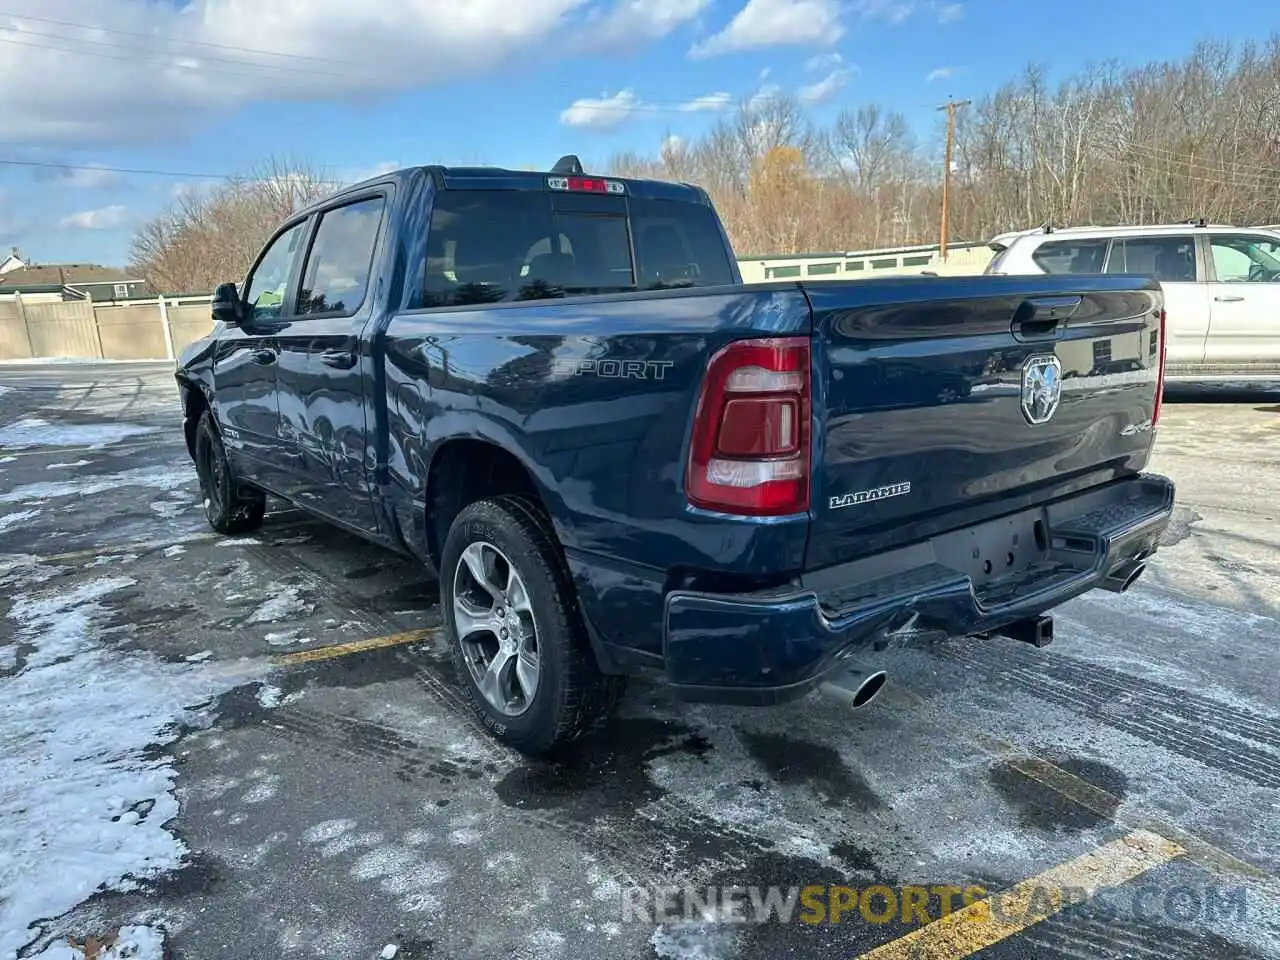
[660,473,1175,705]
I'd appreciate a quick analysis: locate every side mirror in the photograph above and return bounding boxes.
[211,282,244,327]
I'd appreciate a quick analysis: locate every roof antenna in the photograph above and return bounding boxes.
[551,154,584,176]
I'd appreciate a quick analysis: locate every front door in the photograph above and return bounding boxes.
[1204,233,1280,378]
[211,219,308,487]
[274,193,389,534]
[1104,234,1208,375]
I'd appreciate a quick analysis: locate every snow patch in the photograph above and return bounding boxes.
[303,819,358,844]
[149,499,189,520]
[0,463,193,505]
[162,545,186,558]
[0,576,235,957]
[264,629,306,646]
[0,507,40,532]
[184,650,213,663]
[46,459,92,470]
[0,417,158,450]
[215,537,260,548]
[245,585,312,624]
[28,924,168,960]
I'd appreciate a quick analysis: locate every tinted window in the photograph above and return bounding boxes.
[245,221,306,322]
[419,190,734,308]
[1209,235,1280,283]
[297,196,386,315]
[1030,238,1108,274]
[1105,236,1196,283]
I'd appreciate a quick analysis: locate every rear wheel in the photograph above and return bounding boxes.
[440,495,624,756]
[194,410,266,534]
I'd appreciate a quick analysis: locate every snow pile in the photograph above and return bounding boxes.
[28,924,168,959]
[0,575,231,957]
[0,418,159,450]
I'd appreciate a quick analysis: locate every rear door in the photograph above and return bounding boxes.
[1103,234,1208,372]
[1203,232,1280,377]
[274,192,389,533]
[211,219,308,486]
[805,276,1163,570]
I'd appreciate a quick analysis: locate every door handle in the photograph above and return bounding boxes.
[250,348,277,365]
[319,349,357,370]
[1213,295,1244,303]
[1011,295,1080,339]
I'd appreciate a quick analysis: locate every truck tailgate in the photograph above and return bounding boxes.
[805,275,1164,571]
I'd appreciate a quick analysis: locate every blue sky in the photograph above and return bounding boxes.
[2,0,1277,269]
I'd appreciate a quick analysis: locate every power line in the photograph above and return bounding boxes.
[0,9,360,66]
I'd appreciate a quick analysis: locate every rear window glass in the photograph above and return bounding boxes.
[1030,239,1109,274]
[1106,236,1196,283]
[418,190,734,308]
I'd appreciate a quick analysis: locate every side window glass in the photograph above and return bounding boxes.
[297,196,387,315]
[1105,236,1196,283]
[1030,239,1109,274]
[244,222,306,323]
[1209,236,1280,283]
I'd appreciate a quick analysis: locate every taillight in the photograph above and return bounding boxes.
[686,337,811,516]
[1153,308,1167,427]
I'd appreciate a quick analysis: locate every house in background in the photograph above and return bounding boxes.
[0,256,151,301]
[0,247,28,275]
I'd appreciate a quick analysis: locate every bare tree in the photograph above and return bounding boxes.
[129,156,334,294]
[605,34,1280,256]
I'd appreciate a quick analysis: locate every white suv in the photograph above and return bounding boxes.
[986,223,1280,382]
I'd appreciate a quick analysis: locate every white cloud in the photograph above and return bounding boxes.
[0,0,595,145]
[560,88,730,128]
[746,82,783,112]
[855,0,915,23]
[689,0,844,58]
[38,163,121,188]
[926,65,959,82]
[804,52,843,72]
[560,89,643,128]
[59,205,129,230]
[578,0,710,50]
[936,2,964,23]
[678,91,733,112]
[797,67,852,104]
[759,66,773,81]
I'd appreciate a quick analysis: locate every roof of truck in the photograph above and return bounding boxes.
[311,163,711,217]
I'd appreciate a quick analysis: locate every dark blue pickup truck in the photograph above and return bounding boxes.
[176,156,1175,754]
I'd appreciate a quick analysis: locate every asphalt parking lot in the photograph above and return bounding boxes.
[1,361,1278,960]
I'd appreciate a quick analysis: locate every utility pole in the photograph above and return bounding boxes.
[937,98,970,260]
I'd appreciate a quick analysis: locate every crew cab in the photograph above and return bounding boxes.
[176,157,1176,755]
[986,222,1280,382]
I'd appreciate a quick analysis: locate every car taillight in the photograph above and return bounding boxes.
[686,336,811,516]
[1153,308,1167,427]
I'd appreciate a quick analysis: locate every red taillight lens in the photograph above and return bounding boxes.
[686,337,811,516]
[1153,308,1167,426]
[567,176,608,192]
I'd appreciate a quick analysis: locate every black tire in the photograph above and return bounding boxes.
[194,410,266,535]
[440,494,625,756]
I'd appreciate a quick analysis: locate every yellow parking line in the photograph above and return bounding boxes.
[272,628,438,666]
[874,683,1279,893]
[972,733,1271,886]
[855,830,1185,960]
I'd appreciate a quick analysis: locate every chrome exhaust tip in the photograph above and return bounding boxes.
[1101,560,1147,593]
[821,667,889,709]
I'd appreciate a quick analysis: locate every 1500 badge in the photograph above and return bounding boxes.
[829,481,912,510]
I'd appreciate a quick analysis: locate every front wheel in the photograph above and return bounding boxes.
[193,410,266,534]
[440,495,624,756]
